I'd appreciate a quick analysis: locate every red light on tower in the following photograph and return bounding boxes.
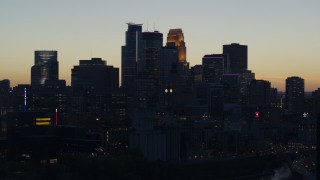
[55,108,58,126]
[254,111,260,119]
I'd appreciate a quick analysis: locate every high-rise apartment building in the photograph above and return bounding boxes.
[166,29,186,62]
[202,54,224,84]
[285,76,305,115]
[223,43,247,74]
[31,50,58,86]
[121,23,143,92]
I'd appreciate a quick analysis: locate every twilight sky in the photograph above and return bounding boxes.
[0,0,319,91]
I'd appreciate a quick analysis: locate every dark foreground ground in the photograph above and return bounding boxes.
[0,152,304,180]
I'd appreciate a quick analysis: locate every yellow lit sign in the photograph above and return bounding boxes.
[36,122,51,126]
[35,117,51,126]
[36,118,51,121]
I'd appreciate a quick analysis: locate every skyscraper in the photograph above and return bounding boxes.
[0,79,10,115]
[202,54,224,84]
[0,79,10,93]
[285,76,305,115]
[71,58,119,94]
[190,65,203,83]
[165,29,190,106]
[121,23,143,92]
[31,50,58,86]
[135,31,163,106]
[166,29,186,62]
[248,80,271,108]
[138,31,163,75]
[221,74,240,104]
[223,43,247,74]
[239,70,255,104]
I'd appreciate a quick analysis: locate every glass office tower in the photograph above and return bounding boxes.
[31,50,58,86]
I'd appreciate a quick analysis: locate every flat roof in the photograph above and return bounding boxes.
[127,22,143,26]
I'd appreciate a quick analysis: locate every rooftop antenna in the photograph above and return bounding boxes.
[147,21,149,32]
[55,108,58,126]
[24,88,27,112]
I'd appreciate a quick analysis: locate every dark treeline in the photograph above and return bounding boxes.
[0,152,303,180]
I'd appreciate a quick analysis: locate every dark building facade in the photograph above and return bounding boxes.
[221,74,240,104]
[71,58,119,94]
[135,31,163,106]
[31,51,58,86]
[0,79,11,116]
[239,70,255,104]
[248,80,271,108]
[223,43,247,74]
[138,31,163,75]
[312,88,320,116]
[121,23,143,93]
[285,76,304,115]
[192,83,224,118]
[202,54,224,84]
[190,65,203,83]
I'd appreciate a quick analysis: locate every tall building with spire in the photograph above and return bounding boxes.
[31,50,58,86]
[121,23,143,93]
[166,29,186,62]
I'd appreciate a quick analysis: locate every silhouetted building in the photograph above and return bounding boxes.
[121,23,143,93]
[11,84,31,112]
[160,47,178,80]
[202,54,224,84]
[192,83,224,118]
[166,29,186,63]
[135,73,158,106]
[30,80,69,122]
[223,43,247,74]
[0,79,11,116]
[221,74,240,104]
[130,107,180,161]
[0,79,10,92]
[31,51,58,86]
[158,47,178,105]
[312,88,320,116]
[239,70,255,104]
[285,76,304,115]
[5,111,55,127]
[317,114,320,180]
[104,124,129,154]
[71,58,119,94]
[164,29,190,107]
[138,31,163,75]
[190,65,203,83]
[270,87,278,105]
[248,80,271,108]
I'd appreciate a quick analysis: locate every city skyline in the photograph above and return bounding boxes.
[0,0,319,91]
